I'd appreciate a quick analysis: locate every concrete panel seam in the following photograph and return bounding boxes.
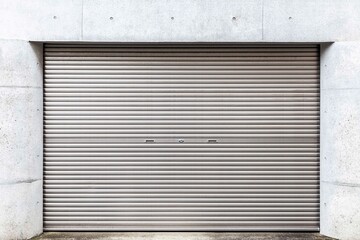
[0,39,32,42]
[0,179,41,186]
[321,87,360,91]
[261,0,264,40]
[0,86,42,89]
[81,0,84,40]
[321,180,360,188]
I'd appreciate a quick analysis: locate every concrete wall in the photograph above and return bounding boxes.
[1,0,360,42]
[1,0,360,239]
[0,40,43,239]
[320,42,360,240]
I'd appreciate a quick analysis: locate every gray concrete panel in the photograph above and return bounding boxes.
[0,181,42,240]
[0,40,43,87]
[321,89,360,185]
[321,42,360,90]
[263,0,360,42]
[82,0,263,42]
[320,42,360,239]
[0,40,43,240]
[0,87,43,183]
[321,181,360,240]
[0,0,82,41]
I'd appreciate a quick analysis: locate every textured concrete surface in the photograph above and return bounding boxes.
[320,42,360,239]
[0,40,43,240]
[263,0,360,42]
[0,40,43,87]
[321,89,360,184]
[1,0,360,42]
[0,181,42,240]
[31,232,335,240]
[0,87,43,182]
[0,0,82,41]
[321,182,360,240]
[321,42,360,90]
[82,0,263,41]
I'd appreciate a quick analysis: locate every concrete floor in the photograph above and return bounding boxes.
[31,232,336,240]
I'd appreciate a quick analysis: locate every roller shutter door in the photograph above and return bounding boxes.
[44,44,320,231]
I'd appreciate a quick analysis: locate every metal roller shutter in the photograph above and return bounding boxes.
[44,44,320,231]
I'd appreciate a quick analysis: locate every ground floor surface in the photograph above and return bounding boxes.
[31,232,335,240]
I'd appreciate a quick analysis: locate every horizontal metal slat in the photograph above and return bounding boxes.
[45,162,319,168]
[45,69,319,75]
[44,192,319,197]
[44,146,319,152]
[45,65,319,70]
[44,211,318,216]
[44,56,320,62]
[45,142,319,147]
[44,152,320,157]
[44,85,319,90]
[44,101,319,106]
[45,51,319,57]
[44,60,320,67]
[44,189,319,193]
[44,120,320,125]
[45,175,318,181]
[45,46,318,52]
[45,74,319,79]
[44,202,320,207]
[44,125,318,131]
[44,175,320,181]
[43,98,320,104]
[44,184,319,190]
[44,110,319,115]
[43,227,319,231]
[44,115,320,121]
[44,216,319,222]
[45,92,320,97]
[46,44,318,48]
[44,206,319,211]
[44,165,319,170]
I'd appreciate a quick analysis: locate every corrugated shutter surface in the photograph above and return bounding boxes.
[44,44,320,231]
